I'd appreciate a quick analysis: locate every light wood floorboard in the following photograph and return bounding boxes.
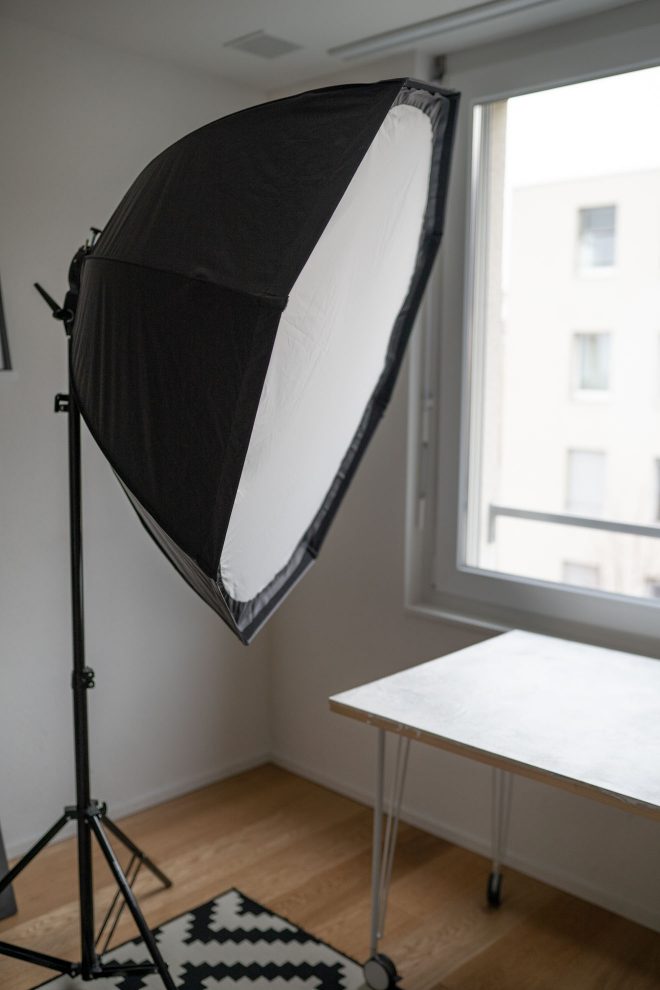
[0,764,658,989]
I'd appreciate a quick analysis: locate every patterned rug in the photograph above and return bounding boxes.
[34,888,366,989]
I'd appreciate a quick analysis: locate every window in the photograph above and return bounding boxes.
[407,6,660,654]
[578,205,616,270]
[573,333,610,392]
[566,450,606,516]
[562,562,601,589]
[645,579,660,599]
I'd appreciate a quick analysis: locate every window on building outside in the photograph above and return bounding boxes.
[645,579,660,599]
[573,332,610,392]
[577,205,616,270]
[566,450,606,516]
[562,561,601,588]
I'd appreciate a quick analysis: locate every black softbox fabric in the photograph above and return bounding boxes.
[71,78,458,643]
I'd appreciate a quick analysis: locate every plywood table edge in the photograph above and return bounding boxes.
[329,698,660,822]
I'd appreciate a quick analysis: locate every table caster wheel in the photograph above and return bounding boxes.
[363,953,399,989]
[487,870,502,907]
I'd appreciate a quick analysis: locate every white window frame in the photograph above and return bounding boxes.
[405,1,660,656]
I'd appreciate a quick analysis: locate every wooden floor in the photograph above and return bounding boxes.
[1,763,659,989]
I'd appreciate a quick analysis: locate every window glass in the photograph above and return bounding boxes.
[566,450,607,516]
[573,332,610,391]
[645,578,660,599]
[463,65,660,601]
[562,561,601,588]
[578,205,616,269]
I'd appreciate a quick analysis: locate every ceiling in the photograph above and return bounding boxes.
[0,0,635,90]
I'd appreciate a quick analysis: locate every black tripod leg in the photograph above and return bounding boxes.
[0,813,78,977]
[0,813,71,895]
[0,940,77,976]
[103,817,172,888]
[89,817,176,990]
[95,812,171,956]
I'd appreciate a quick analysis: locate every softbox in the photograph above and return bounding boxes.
[71,78,458,643]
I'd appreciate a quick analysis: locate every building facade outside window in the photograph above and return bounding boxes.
[461,75,659,600]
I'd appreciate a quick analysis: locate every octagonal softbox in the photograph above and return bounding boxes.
[71,78,458,643]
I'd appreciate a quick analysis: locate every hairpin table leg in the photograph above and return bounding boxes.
[488,767,513,907]
[364,729,409,990]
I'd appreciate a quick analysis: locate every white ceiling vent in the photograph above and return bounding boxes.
[224,30,302,59]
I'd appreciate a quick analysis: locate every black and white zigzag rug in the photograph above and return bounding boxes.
[34,888,366,989]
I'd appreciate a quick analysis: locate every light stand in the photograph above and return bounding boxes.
[0,237,176,988]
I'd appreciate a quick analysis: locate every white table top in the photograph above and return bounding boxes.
[330,630,660,818]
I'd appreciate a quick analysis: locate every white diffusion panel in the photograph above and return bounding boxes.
[221,103,433,601]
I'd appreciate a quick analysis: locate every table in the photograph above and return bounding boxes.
[329,629,660,989]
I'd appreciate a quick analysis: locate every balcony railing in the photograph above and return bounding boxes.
[487,504,660,543]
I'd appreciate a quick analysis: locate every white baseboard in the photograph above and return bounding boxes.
[271,751,660,934]
[5,751,270,861]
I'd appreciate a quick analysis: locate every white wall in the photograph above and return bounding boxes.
[0,17,270,857]
[268,38,660,933]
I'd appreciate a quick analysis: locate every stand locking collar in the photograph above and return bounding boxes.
[71,667,95,690]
